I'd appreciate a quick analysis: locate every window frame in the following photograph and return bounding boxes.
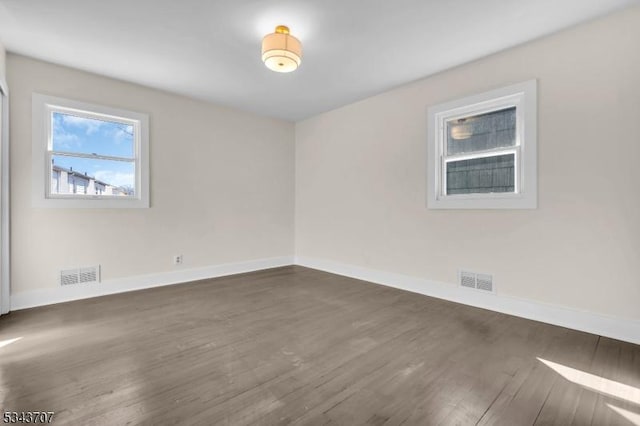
[32,93,149,208]
[427,80,537,209]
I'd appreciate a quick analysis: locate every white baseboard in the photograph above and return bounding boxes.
[10,256,294,310]
[10,254,639,345]
[295,256,640,345]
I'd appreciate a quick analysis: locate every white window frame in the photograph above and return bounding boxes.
[427,80,537,209]
[32,93,149,208]
[1,77,10,315]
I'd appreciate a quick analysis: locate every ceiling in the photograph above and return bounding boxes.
[0,0,636,121]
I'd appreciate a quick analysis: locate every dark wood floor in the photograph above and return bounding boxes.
[1,266,639,425]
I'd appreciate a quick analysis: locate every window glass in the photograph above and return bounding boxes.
[52,112,134,158]
[51,155,135,197]
[446,153,515,195]
[446,107,516,155]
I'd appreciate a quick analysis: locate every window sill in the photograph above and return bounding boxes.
[427,193,537,210]
[32,196,149,209]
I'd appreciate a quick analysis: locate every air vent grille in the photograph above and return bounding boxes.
[476,274,493,292]
[60,265,100,286]
[460,271,477,289]
[60,269,80,286]
[79,267,98,283]
[459,270,494,293]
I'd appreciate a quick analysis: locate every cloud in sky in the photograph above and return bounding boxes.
[60,114,132,140]
[52,112,134,156]
[61,114,105,135]
[52,129,79,149]
[112,125,134,144]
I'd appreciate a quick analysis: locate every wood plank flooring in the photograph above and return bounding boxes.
[1,266,639,425]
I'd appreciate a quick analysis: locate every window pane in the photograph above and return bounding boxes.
[52,112,134,158]
[446,154,515,195]
[51,155,135,197]
[446,107,516,155]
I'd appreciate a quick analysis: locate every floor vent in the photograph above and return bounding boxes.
[459,270,494,293]
[60,266,100,286]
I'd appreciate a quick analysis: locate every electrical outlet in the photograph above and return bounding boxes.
[173,255,183,265]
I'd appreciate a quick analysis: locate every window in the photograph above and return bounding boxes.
[32,94,149,208]
[427,80,537,209]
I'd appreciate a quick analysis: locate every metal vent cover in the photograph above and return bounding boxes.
[476,273,494,292]
[459,270,476,289]
[459,270,495,293]
[79,267,98,283]
[60,266,100,286]
[60,269,80,286]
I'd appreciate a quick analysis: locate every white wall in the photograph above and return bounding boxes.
[9,54,294,297]
[296,7,640,321]
[0,40,5,82]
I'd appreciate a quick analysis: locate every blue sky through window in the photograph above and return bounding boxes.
[51,112,135,188]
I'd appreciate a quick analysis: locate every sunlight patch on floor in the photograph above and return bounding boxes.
[538,357,640,405]
[0,337,22,349]
[607,404,640,425]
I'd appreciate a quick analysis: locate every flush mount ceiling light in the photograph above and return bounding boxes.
[262,25,302,73]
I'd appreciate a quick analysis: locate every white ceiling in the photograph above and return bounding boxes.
[0,0,636,121]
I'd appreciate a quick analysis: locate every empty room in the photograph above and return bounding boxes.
[0,0,639,425]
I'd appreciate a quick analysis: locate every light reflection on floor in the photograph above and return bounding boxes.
[607,404,640,426]
[0,337,22,349]
[538,357,640,424]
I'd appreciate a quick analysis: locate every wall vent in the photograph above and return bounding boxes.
[60,269,80,286]
[60,266,100,286]
[476,273,494,292]
[459,270,477,289]
[459,270,494,293]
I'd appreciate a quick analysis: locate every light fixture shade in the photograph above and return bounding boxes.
[450,120,473,140]
[262,26,302,73]
[450,124,473,140]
